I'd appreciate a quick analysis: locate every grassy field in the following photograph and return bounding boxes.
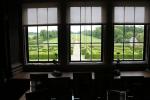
[71,34,101,43]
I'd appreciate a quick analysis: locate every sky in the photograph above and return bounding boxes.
[28,25,101,33]
[71,25,101,33]
[28,26,57,32]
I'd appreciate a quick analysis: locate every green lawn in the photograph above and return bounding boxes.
[71,34,101,43]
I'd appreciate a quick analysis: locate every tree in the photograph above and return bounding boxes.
[48,30,57,38]
[136,33,144,42]
[40,30,47,40]
[92,27,101,39]
[124,32,133,42]
[114,27,123,43]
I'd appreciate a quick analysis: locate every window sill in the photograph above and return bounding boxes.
[69,62,103,65]
[113,61,147,65]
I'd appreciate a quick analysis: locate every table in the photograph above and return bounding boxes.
[13,71,150,79]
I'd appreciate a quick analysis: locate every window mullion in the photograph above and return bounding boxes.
[103,1,114,65]
[58,0,68,65]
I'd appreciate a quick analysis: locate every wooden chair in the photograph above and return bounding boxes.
[94,70,114,100]
[25,89,50,100]
[73,72,94,100]
[46,77,72,100]
[121,76,144,100]
[30,74,48,92]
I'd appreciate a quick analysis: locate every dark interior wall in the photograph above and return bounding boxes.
[0,0,12,84]
[8,0,22,67]
[6,0,24,76]
[0,0,23,81]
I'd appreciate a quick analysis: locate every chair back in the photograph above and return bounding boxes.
[30,74,48,91]
[73,72,94,100]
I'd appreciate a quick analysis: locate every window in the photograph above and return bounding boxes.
[114,7,145,61]
[23,6,58,62]
[22,1,150,66]
[70,6,102,62]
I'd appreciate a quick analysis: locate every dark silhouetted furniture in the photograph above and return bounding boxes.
[73,72,94,100]
[94,70,113,100]
[121,76,144,100]
[30,74,48,91]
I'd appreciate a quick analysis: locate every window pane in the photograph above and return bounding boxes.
[114,7,145,23]
[134,43,143,60]
[125,7,134,23]
[38,26,47,44]
[114,43,123,60]
[135,7,145,23]
[71,44,81,61]
[71,25,80,43]
[49,44,58,61]
[114,25,144,61]
[48,8,58,24]
[81,25,91,43]
[114,7,124,23]
[81,7,91,23]
[29,46,38,61]
[70,7,101,23]
[81,44,91,61]
[28,27,37,45]
[48,26,58,43]
[39,44,48,61]
[92,44,101,61]
[27,8,37,24]
[38,8,47,24]
[135,25,144,42]
[70,7,80,23]
[124,25,134,42]
[114,25,123,43]
[124,43,133,60]
[92,25,101,43]
[70,25,101,62]
[92,7,101,23]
